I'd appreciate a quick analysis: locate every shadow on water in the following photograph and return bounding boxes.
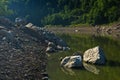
[106,60,120,67]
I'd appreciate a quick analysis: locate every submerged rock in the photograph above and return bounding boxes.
[61,55,82,68]
[83,46,106,65]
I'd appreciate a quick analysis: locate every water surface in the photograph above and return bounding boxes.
[47,34,120,80]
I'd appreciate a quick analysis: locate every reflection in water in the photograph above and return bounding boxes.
[61,62,100,76]
[83,62,100,75]
[61,67,76,76]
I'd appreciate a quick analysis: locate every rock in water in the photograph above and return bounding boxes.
[61,55,82,68]
[83,46,106,65]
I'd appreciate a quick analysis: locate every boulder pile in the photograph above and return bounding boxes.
[23,22,70,53]
[0,17,69,80]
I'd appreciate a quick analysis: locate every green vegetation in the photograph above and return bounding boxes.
[0,0,120,26]
[0,0,13,16]
[42,0,120,26]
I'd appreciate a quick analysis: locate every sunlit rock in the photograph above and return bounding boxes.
[56,45,63,50]
[48,42,55,48]
[25,23,33,28]
[61,55,82,68]
[46,46,55,53]
[83,46,106,65]
[0,26,5,30]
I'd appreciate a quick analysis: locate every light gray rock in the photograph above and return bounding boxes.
[42,76,49,80]
[56,45,63,50]
[25,23,33,28]
[48,42,56,48]
[62,47,70,51]
[46,46,55,53]
[83,46,106,64]
[61,55,82,68]
[0,26,5,30]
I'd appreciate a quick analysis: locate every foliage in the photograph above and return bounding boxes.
[41,0,120,26]
[0,0,120,26]
[0,0,13,16]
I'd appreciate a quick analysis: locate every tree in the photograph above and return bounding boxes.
[0,0,13,16]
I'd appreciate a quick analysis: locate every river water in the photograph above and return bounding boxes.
[47,33,120,80]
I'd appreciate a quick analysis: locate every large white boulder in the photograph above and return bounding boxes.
[83,46,106,65]
[61,55,82,68]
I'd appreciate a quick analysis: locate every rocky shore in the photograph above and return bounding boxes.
[0,17,47,80]
[46,23,120,39]
[0,17,68,80]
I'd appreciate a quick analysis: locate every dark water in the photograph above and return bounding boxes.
[47,34,120,80]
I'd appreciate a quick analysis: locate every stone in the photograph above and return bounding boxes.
[46,46,55,53]
[48,42,55,48]
[62,47,70,51]
[56,39,67,47]
[15,17,27,26]
[83,46,106,65]
[56,45,63,50]
[42,77,49,80]
[61,55,82,68]
[0,26,5,30]
[25,23,33,28]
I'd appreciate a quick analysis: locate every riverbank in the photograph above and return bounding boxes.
[46,23,120,39]
[0,17,71,80]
